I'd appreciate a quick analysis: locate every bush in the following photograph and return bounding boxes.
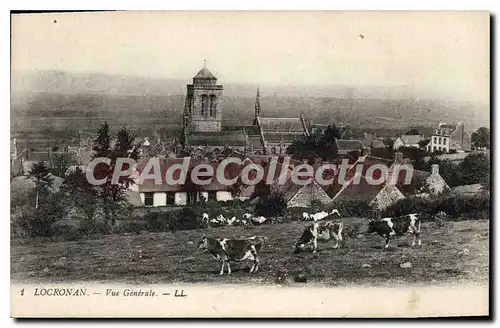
[329,200,373,218]
[144,208,207,233]
[255,194,287,217]
[381,193,490,221]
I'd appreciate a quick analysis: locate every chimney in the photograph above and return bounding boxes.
[394,152,403,164]
[431,164,439,175]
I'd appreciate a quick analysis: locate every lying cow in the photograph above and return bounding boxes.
[196,235,267,275]
[366,213,421,250]
[294,220,344,253]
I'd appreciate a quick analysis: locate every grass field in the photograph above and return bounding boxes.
[10,218,489,286]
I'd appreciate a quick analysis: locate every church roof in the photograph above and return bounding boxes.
[194,67,217,80]
[263,132,304,144]
[187,131,247,147]
[259,117,306,132]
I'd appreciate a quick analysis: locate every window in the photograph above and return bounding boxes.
[438,137,442,145]
[144,192,154,206]
[443,138,447,145]
[433,137,437,143]
[209,95,217,117]
[187,96,192,114]
[201,95,208,116]
[184,117,189,127]
[167,192,175,205]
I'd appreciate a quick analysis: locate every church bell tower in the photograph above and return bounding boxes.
[183,61,223,134]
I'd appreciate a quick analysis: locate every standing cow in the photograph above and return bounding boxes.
[196,235,267,275]
[294,221,344,253]
[366,213,421,250]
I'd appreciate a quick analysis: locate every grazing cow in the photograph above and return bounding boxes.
[366,213,421,250]
[202,213,209,223]
[302,212,311,220]
[310,209,341,221]
[242,213,253,220]
[294,221,344,253]
[227,216,236,226]
[196,235,267,275]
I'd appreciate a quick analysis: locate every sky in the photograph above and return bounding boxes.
[11,11,490,104]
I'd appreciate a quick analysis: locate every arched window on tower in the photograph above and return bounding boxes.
[201,95,208,116]
[209,95,217,117]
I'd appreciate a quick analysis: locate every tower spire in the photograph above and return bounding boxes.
[255,87,261,118]
[204,59,207,68]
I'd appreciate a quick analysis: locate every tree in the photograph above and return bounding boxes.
[404,128,422,136]
[287,124,341,161]
[62,167,99,220]
[418,139,430,149]
[51,152,78,177]
[91,122,140,229]
[461,153,490,186]
[471,127,490,149]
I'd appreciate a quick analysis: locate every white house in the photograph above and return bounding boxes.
[393,135,425,150]
[426,122,472,153]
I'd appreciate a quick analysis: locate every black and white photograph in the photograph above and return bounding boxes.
[9,10,490,318]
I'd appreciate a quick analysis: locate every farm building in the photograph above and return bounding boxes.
[129,158,238,207]
[278,179,332,208]
[328,172,405,211]
[393,134,425,150]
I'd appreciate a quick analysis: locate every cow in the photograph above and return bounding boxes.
[242,213,253,220]
[294,220,344,253]
[310,209,341,221]
[226,216,236,226]
[202,213,209,223]
[366,213,421,250]
[302,212,311,220]
[196,235,267,275]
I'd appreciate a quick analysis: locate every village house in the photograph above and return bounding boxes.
[426,122,472,153]
[129,158,238,207]
[328,171,405,212]
[361,133,386,149]
[393,134,425,150]
[281,180,332,208]
[424,164,450,194]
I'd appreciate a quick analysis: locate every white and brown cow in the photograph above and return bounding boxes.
[366,213,421,250]
[196,235,267,275]
[294,221,344,253]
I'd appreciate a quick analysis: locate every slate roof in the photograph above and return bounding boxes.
[337,140,365,152]
[331,173,385,202]
[401,134,425,145]
[186,131,247,147]
[263,132,304,144]
[259,117,306,132]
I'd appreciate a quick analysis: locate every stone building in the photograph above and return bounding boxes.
[426,122,472,153]
[181,64,309,156]
[182,64,248,156]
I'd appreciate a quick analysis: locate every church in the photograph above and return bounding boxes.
[182,64,310,157]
